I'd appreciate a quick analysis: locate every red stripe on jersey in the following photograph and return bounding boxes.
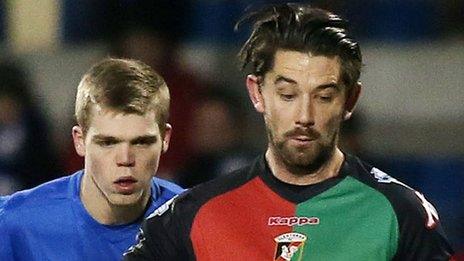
[190,176,295,260]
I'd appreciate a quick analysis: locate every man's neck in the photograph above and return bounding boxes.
[80,174,150,225]
[266,147,344,186]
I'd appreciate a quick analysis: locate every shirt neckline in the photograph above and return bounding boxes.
[256,153,353,204]
[68,171,160,242]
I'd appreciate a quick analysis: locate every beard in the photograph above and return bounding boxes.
[266,122,339,175]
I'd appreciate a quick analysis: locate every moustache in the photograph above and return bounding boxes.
[284,128,321,139]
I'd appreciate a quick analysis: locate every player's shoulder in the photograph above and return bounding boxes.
[347,154,413,194]
[152,177,184,195]
[347,155,438,227]
[179,161,255,206]
[0,172,79,216]
[147,161,257,223]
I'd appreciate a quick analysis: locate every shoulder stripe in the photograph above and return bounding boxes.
[147,195,179,220]
[369,167,440,230]
[370,167,413,190]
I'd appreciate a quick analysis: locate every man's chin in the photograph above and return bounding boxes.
[108,193,143,206]
[284,158,320,174]
[280,146,333,174]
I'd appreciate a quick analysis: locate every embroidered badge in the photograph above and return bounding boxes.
[274,232,307,261]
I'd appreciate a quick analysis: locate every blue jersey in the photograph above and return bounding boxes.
[0,171,183,260]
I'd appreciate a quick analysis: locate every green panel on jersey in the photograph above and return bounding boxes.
[292,176,399,260]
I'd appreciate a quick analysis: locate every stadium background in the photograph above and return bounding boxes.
[0,0,462,254]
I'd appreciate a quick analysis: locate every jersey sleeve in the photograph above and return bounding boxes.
[391,189,454,260]
[123,195,192,260]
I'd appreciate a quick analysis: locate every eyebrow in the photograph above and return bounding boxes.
[274,75,297,85]
[92,135,158,144]
[315,83,340,91]
[92,135,122,143]
[130,135,158,144]
[274,75,340,91]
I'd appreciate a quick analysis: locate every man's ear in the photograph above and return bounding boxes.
[161,123,172,153]
[343,81,362,120]
[246,74,265,113]
[72,126,86,157]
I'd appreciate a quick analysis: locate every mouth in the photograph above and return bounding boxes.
[289,135,315,146]
[292,135,313,141]
[113,176,138,194]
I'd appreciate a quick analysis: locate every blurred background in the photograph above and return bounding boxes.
[0,0,462,254]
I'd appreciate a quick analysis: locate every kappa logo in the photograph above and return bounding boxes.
[268,216,320,227]
[274,232,307,261]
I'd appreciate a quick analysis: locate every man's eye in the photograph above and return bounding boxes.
[132,138,157,146]
[134,141,151,146]
[317,95,333,102]
[280,94,295,101]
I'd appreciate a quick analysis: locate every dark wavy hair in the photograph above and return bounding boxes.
[236,3,362,89]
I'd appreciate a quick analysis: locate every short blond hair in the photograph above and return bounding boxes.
[75,58,169,135]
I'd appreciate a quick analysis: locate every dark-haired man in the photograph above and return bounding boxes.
[124,4,453,260]
[0,58,183,260]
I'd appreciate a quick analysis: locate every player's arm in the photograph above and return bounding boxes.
[392,190,454,260]
[123,196,191,260]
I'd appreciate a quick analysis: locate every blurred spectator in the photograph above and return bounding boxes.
[0,61,60,191]
[176,87,257,188]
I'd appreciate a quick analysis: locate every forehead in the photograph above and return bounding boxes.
[86,105,159,137]
[268,50,341,84]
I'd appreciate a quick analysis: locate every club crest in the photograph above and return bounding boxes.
[274,232,307,261]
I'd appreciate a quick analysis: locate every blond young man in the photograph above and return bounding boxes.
[0,58,182,260]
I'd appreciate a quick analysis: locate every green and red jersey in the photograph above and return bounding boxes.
[124,154,453,260]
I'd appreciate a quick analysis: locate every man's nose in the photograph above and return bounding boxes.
[116,143,135,167]
[295,96,315,127]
